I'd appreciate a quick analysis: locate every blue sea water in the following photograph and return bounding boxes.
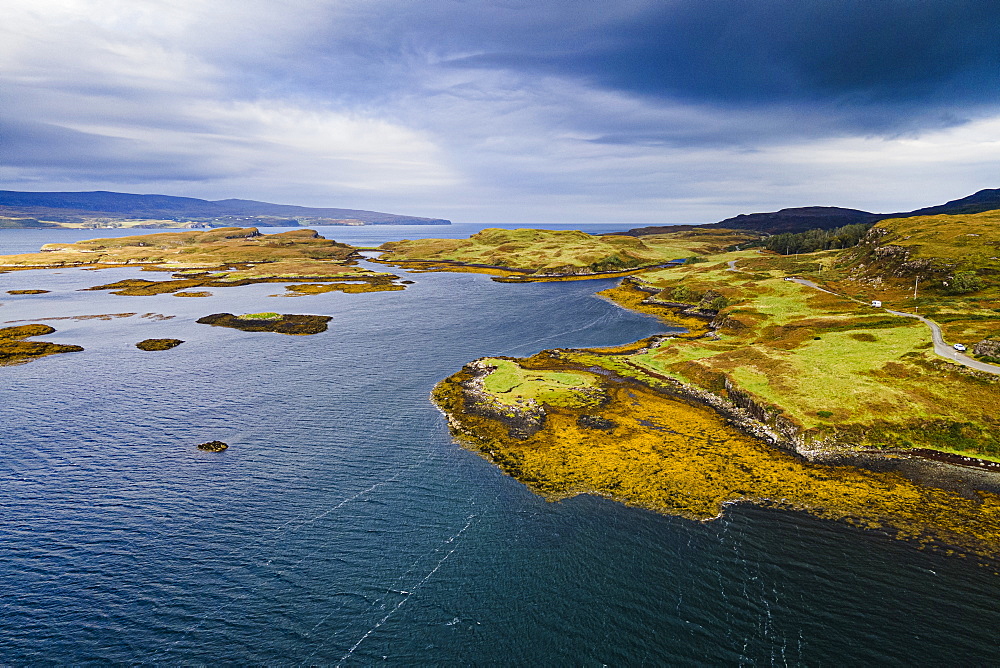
[2,225,1000,664]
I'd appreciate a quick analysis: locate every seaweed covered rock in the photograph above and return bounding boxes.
[577,415,617,430]
[136,338,184,351]
[7,289,50,295]
[197,440,229,452]
[196,312,331,335]
[0,324,83,366]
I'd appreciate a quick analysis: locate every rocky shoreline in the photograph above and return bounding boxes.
[432,346,1000,559]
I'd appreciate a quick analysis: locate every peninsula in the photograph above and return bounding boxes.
[426,209,1000,557]
[0,227,408,294]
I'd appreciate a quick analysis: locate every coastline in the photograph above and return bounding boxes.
[431,274,1000,558]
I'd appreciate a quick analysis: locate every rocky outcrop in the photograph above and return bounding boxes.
[577,415,617,430]
[197,440,229,452]
[625,277,721,319]
[974,339,1000,359]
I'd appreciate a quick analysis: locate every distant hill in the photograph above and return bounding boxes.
[902,188,1000,217]
[704,206,882,234]
[619,206,882,236]
[0,190,451,227]
[620,189,1000,236]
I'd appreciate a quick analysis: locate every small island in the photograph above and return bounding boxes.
[136,338,184,351]
[197,440,229,452]
[280,279,405,295]
[196,312,332,335]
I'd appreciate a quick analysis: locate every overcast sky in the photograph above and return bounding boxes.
[3,0,1000,223]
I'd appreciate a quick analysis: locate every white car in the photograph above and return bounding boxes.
[953,343,967,352]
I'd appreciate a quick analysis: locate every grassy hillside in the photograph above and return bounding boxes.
[820,209,1000,347]
[848,208,1000,273]
[378,227,757,275]
[588,210,1000,456]
[1,227,353,268]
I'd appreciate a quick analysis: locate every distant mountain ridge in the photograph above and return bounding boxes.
[0,190,451,226]
[903,188,1000,217]
[620,188,1000,236]
[705,206,881,234]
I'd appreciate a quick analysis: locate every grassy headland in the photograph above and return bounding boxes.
[436,350,1000,557]
[378,227,758,278]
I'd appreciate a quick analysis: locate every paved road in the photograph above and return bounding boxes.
[786,276,838,295]
[786,277,1000,375]
[884,309,1000,374]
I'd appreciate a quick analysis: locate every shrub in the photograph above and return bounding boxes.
[944,271,983,295]
[817,411,834,418]
[707,296,730,311]
[590,253,643,272]
[671,285,696,302]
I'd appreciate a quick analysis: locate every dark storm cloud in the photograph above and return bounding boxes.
[4,0,999,220]
[447,0,1000,136]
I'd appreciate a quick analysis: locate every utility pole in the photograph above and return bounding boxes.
[914,275,919,314]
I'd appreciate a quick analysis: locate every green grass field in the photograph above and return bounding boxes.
[478,358,604,409]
